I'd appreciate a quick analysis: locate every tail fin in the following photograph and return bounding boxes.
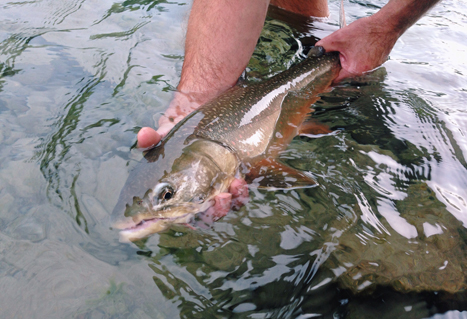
[307,0,346,58]
[339,0,346,28]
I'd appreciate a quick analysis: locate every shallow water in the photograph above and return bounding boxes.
[1,0,467,318]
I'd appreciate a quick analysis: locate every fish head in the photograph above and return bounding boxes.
[112,139,238,242]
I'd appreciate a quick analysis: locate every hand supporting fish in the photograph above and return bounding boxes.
[112,49,341,242]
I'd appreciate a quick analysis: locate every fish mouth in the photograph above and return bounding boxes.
[113,201,212,242]
[116,213,192,242]
[122,213,191,231]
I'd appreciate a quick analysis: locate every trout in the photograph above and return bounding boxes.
[112,49,341,242]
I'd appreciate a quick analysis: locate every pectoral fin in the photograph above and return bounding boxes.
[246,157,317,190]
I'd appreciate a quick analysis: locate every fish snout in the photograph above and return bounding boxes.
[111,215,137,230]
[110,195,152,229]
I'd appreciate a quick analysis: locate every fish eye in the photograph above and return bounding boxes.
[161,188,173,201]
[156,184,175,202]
[152,182,176,205]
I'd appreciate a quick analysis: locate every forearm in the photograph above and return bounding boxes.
[178,0,270,104]
[373,0,440,37]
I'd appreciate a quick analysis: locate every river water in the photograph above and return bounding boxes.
[1,0,466,318]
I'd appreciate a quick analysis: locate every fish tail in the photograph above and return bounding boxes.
[339,0,346,29]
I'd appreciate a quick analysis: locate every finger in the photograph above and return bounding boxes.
[229,179,249,209]
[315,36,353,83]
[136,127,161,149]
[212,193,232,218]
[333,68,357,83]
[229,178,248,198]
[315,33,342,53]
[202,193,232,223]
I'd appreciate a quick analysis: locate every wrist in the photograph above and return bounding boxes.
[177,76,234,106]
[366,10,403,46]
[177,53,242,105]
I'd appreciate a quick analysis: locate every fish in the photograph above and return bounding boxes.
[111,48,341,242]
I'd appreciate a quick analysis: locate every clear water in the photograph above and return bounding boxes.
[1,0,467,318]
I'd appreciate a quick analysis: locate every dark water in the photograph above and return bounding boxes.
[1,0,467,318]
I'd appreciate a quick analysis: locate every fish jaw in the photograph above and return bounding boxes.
[113,198,216,242]
[116,212,193,243]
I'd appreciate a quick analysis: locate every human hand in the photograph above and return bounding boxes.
[200,178,249,225]
[137,91,203,149]
[316,15,400,82]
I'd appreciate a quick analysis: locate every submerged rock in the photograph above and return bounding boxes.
[328,182,467,294]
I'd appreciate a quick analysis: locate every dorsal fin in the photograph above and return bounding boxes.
[339,0,346,28]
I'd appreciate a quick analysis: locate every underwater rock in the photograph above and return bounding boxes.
[328,182,467,294]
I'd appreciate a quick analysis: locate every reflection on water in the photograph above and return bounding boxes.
[0,0,467,318]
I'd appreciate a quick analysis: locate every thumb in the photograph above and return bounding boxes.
[137,127,161,149]
[315,33,342,53]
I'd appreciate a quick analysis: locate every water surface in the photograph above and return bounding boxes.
[0,0,467,318]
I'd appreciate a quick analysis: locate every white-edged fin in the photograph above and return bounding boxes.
[339,0,346,28]
[306,2,345,58]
